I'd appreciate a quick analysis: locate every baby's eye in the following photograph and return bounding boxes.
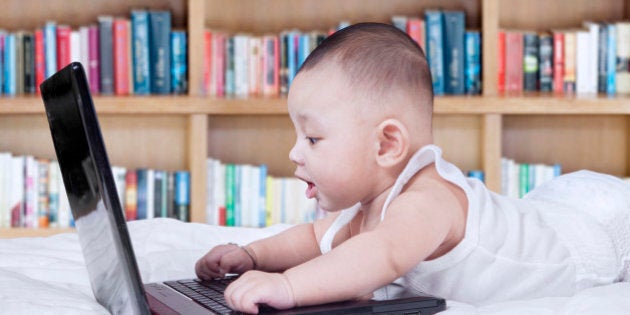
[306,137,319,145]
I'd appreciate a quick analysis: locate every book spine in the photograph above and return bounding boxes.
[56,25,71,71]
[15,32,23,95]
[23,33,35,94]
[406,17,425,52]
[523,32,539,91]
[606,24,617,95]
[88,25,100,94]
[4,34,16,95]
[583,22,599,94]
[497,30,506,93]
[44,22,57,78]
[464,30,481,94]
[286,32,298,90]
[504,31,523,92]
[136,169,147,220]
[615,22,630,94]
[597,23,609,93]
[233,35,249,97]
[10,157,24,227]
[552,32,564,93]
[262,35,279,96]
[443,11,465,95]
[203,30,212,95]
[214,32,226,97]
[258,165,267,227]
[563,31,576,93]
[23,156,38,228]
[98,16,114,95]
[79,27,90,76]
[153,170,165,218]
[47,161,60,226]
[538,33,553,92]
[131,10,151,95]
[575,30,590,94]
[170,30,188,94]
[425,10,445,95]
[166,171,175,219]
[149,10,172,94]
[146,169,154,219]
[247,37,261,96]
[225,163,235,226]
[113,18,130,95]
[125,170,138,220]
[0,32,4,96]
[70,30,80,63]
[174,171,190,222]
[518,163,529,198]
[37,159,49,228]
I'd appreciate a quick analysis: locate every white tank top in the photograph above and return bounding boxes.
[317,144,623,305]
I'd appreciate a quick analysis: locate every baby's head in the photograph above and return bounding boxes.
[288,22,435,210]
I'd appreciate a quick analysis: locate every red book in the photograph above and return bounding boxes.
[552,31,565,94]
[88,25,100,94]
[56,25,72,71]
[497,30,506,93]
[218,206,226,226]
[203,30,212,95]
[504,31,523,92]
[406,17,425,53]
[125,170,138,220]
[213,32,226,97]
[113,18,130,95]
[35,29,45,95]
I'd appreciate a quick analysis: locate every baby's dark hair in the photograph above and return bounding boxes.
[298,22,434,115]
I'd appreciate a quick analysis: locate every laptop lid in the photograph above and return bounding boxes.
[41,62,150,315]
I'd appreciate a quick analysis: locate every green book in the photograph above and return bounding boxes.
[225,164,236,226]
[519,163,529,198]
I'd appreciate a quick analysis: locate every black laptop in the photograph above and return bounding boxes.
[40,62,446,315]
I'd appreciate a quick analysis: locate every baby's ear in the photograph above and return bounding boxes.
[376,119,409,168]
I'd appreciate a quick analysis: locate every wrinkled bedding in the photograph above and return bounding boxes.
[1,218,629,314]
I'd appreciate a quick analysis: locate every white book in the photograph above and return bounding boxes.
[57,170,71,228]
[583,22,599,94]
[146,169,154,219]
[233,34,250,97]
[250,166,261,227]
[206,158,216,225]
[273,178,283,225]
[48,161,61,228]
[575,30,592,94]
[24,156,39,228]
[10,157,25,227]
[0,152,12,228]
[111,166,127,211]
[79,26,90,71]
[70,30,81,63]
[239,164,252,227]
[215,162,226,224]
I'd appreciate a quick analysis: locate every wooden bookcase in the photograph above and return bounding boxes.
[1,0,629,238]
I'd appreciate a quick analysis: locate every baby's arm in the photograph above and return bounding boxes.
[226,191,454,312]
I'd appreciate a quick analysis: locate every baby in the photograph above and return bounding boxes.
[196,22,630,313]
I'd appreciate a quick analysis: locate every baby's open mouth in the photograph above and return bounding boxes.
[305,181,317,199]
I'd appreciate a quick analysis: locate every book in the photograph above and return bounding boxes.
[125,170,138,220]
[203,29,212,95]
[15,32,24,95]
[248,36,262,96]
[391,15,408,32]
[131,10,151,95]
[174,171,190,222]
[47,161,61,226]
[538,32,553,92]
[170,30,187,94]
[443,11,465,94]
[9,156,24,227]
[87,25,100,94]
[44,21,57,78]
[606,23,617,95]
[563,31,576,93]
[23,32,36,94]
[464,30,481,94]
[262,35,279,96]
[98,16,114,94]
[425,10,445,95]
[136,168,148,220]
[0,31,4,96]
[552,31,565,93]
[406,17,425,53]
[0,153,11,227]
[233,34,249,97]
[581,22,599,94]
[522,32,539,91]
[224,36,235,96]
[504,30,523,93]
[148,10,172,94]
[56,25,72,71]
[597,23,609,93]
[575,29,592,94]
[615,21,630,94]
[37,159,50,228]
[4,33,16,95]
[497,30,506,93]
[113,18,130,95]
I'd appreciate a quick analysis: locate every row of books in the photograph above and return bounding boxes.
[498,21,630,94]
[0,9,187,97]
[206,158,321,227]
[202,10,482,98]
[392,11,482,95]
[501,158,562,199]
[0,152,191,229]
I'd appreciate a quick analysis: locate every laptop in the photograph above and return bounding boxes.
[40,62,446,315]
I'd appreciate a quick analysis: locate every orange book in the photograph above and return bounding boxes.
[125,170,138,220]
[497,30,506,93]
[406,17,425,53]
[552,31,565,93]
[113,18,130,95]
[203,29,213,95]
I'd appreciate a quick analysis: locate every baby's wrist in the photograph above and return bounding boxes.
[279,273,298,308]
[240,245,258,270]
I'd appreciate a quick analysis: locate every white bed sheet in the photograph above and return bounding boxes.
[0,218,628,314]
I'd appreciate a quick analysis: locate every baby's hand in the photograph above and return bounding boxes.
[225,271,296,314]
[195,244,255,279]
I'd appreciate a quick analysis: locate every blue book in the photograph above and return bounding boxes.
[258,165,267,227]
[149,10,172,94]
[425,10,445,95]
[175,171,190,222]
[224,36,235,96]
[286,32,298,89]
[170,30,187,94]
[606,23,617,95]
[131,10,151,94]
[467,170,485,183]
[4,34,16,95]
[443,11,465,94]
[298,33,310,71]
[44,22,56,79]
[136,169,148,220]
[464,30,481,94]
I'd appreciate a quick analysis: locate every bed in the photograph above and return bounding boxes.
[1,218,629,314]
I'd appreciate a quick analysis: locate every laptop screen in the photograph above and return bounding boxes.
[41,62,149,314]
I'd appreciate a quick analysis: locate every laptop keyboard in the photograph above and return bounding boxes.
[164,275,238,314]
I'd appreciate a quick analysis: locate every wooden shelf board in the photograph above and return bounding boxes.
[2,95,630,115]
[0,228,76,238]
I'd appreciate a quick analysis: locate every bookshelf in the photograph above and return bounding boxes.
[1,0,629,237]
